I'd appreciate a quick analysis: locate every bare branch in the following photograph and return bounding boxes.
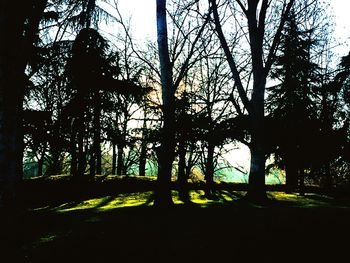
[209,0,252,115]
[264,0,295,75]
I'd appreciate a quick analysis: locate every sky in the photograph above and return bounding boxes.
[330,0,350,56]
[110,0,350,55]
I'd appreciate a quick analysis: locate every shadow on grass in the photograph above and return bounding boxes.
[4,176,349,262]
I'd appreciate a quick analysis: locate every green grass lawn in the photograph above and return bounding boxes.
[1,176,350,262]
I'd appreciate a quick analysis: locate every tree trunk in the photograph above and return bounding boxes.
[77,117,85,177]
[112,142,116,175]
[299,168,305,196]
[0,3,27,208]
[246,114,268,202]
[70,127,77,176]
[139,140,147,177]
[116,143,124,176]
[154,0,175,207]
[139,116,148,177]
[285,151,298,193]
[89,149,95,176]
[178,139,186,184]
[205,141,215,197]
[178,138,190,202]
[49,149,62,175]
[93,91,102,175]
[37,155,44,177]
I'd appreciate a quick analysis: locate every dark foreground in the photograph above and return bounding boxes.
[1,177,350,262]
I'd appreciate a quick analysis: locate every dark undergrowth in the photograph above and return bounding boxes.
[1,175,349,263]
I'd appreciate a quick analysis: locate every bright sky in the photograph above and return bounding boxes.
[111,0,350,55]
[330,0,350,56]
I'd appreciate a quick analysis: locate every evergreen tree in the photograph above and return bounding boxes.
[267,12,318,192]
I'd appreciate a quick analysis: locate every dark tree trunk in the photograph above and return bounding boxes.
[299,168,305,196]
[246,140,267,202]
[89,149,95,176]
[178,138,190,202]
[70,128,77,176]
[285,151,298,193]
[50,150,62,175]
[154,0,175,207]
[246,115,268,202]
[37,155,44,177]
[139,141,147,177]
[178,139,187,184]
[77,117,85,177]
[116,143,124,176]
[0,3,29,208]
[93,91,102,175]
[112,142,116,175]
[244,1,268,203]
[205,142,215,197]
[76,89,86,177]
[139,116,148,177]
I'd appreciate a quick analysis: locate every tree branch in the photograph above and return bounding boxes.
[209,0,252,115]
[264,0,295,75]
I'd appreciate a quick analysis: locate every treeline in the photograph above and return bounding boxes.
[0,0,349,207]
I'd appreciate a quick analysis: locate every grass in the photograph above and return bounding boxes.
[1,176,350,262]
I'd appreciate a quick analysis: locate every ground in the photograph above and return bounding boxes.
[1,176,350,262]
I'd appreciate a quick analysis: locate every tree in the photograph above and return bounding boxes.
[209,0,295,202]
[154,0,212,206]
[266,10,319,192]
[0,1,49,207]
[155,0,175,206]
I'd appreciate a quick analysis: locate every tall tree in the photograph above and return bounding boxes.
[0,1,48,207]
[267,11,318,192]
[154,0,212,206]
[209,0,295,202]
[155,0,175,206]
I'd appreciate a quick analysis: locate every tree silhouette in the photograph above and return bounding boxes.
[0,1,49,207]
[209,0,295,202]
[267,11,318,192]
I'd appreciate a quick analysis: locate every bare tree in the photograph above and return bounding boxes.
[154,0,213,206]
[209,0,295,201]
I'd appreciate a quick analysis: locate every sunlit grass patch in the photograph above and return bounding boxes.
[53,192,154,213]
[98,192,154,210]
[189,190,209,205]
[267,191,349,208]
[49,189,247,212]
[54,196,112,212]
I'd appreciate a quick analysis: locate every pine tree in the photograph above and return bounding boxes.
[267,12,318,192]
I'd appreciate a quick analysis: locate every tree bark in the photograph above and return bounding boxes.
[205,141,215,197]
[116,143,124,176]
[93,91,102,175]
[37,154,44,177]
[139,116,148,177]
[285,151,298,193]
[112,142,116,175]
[89,149,96,176]
[139,141,147,177]
[154,0,175,207]
[77,115,85,177]
[70,122,77,176]
[246,135,267,202]
[178,138,190,202]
